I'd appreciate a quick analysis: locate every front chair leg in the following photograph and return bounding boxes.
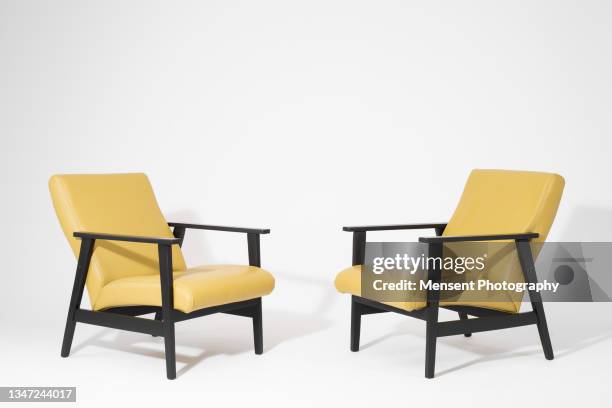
[252,298,263,354]
[425,311,438,378]
[162,319,176,379]
[61,238,95,358]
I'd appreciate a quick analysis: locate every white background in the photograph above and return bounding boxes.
[1,1,611,407]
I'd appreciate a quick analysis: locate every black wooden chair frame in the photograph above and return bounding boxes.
[61,222,270,380]
[343,223,553,378]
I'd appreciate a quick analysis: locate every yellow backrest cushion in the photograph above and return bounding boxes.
[49,173,186,305]
[442,169,564,312]
[444,169,565,241]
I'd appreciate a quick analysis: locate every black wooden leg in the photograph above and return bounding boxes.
[158,244,177,380]
[350,297,361,352]
[458,312,472,337]
[163,320,176,379]
[61,238,95,358]
[533,303,554,360]
[253,298,263,355]
[349,230,366,352]
[61,319,77,358]
[425,242,442,379]
[516,240,554,360]
[425,311,438,378]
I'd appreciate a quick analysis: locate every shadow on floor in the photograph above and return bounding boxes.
[69,266,338,377]
[358,303,612,377]
[71,307,332,377]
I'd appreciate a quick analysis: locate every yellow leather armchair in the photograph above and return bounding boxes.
[335,169,564,378]
[50,173,275,379]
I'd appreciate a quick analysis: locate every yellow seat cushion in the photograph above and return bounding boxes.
[94,264,275,313]
[335,265,427,312]
[335,265,518,313]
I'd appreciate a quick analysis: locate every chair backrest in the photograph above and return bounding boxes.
[49,173,186,305]
[441,170,564,312]
[444,169,565,241]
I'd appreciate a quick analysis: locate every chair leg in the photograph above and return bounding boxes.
[158,244,176,379]
[424,242,442,379]
[425,318,438,379]
[253,298,263,355]
[163,319,176,380]
[458,312,472,337]
[60,316,77,358]
[61,238,94,358]
[350,297,361,352]
[515,240,554,361]
[533,303,554,360]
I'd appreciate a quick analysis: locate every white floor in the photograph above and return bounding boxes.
[2,278,611,408]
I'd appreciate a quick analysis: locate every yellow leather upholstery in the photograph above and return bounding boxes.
[335,169,564,313]
[94,265,275,313]
[50,173,275,313]
[335,265,427,311]
[443,170,564,242]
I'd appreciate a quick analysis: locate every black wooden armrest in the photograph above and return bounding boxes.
[167,222,267,267]
[419,232,539,243]
[343,223,447,232]
[73,231,181,245]
[167,222,270,234]
[345,223,447,266]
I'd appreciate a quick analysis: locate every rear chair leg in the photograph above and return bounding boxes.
[253,298,263,355]
[158,244,177,380]
[350,297,361,352]
[425,242,442,379]
[458,312,472,337]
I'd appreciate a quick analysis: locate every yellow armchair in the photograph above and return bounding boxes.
[50,173,275,379]
[335,169,564,378]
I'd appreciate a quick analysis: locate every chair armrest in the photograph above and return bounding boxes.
[418,232,539,243]
[343,223,447,232]
[167,222,270,235]
[73,231,181,245]
[344,223,447,266]
[167,222,268,267]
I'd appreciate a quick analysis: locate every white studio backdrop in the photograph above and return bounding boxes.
[1,0,611,330]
